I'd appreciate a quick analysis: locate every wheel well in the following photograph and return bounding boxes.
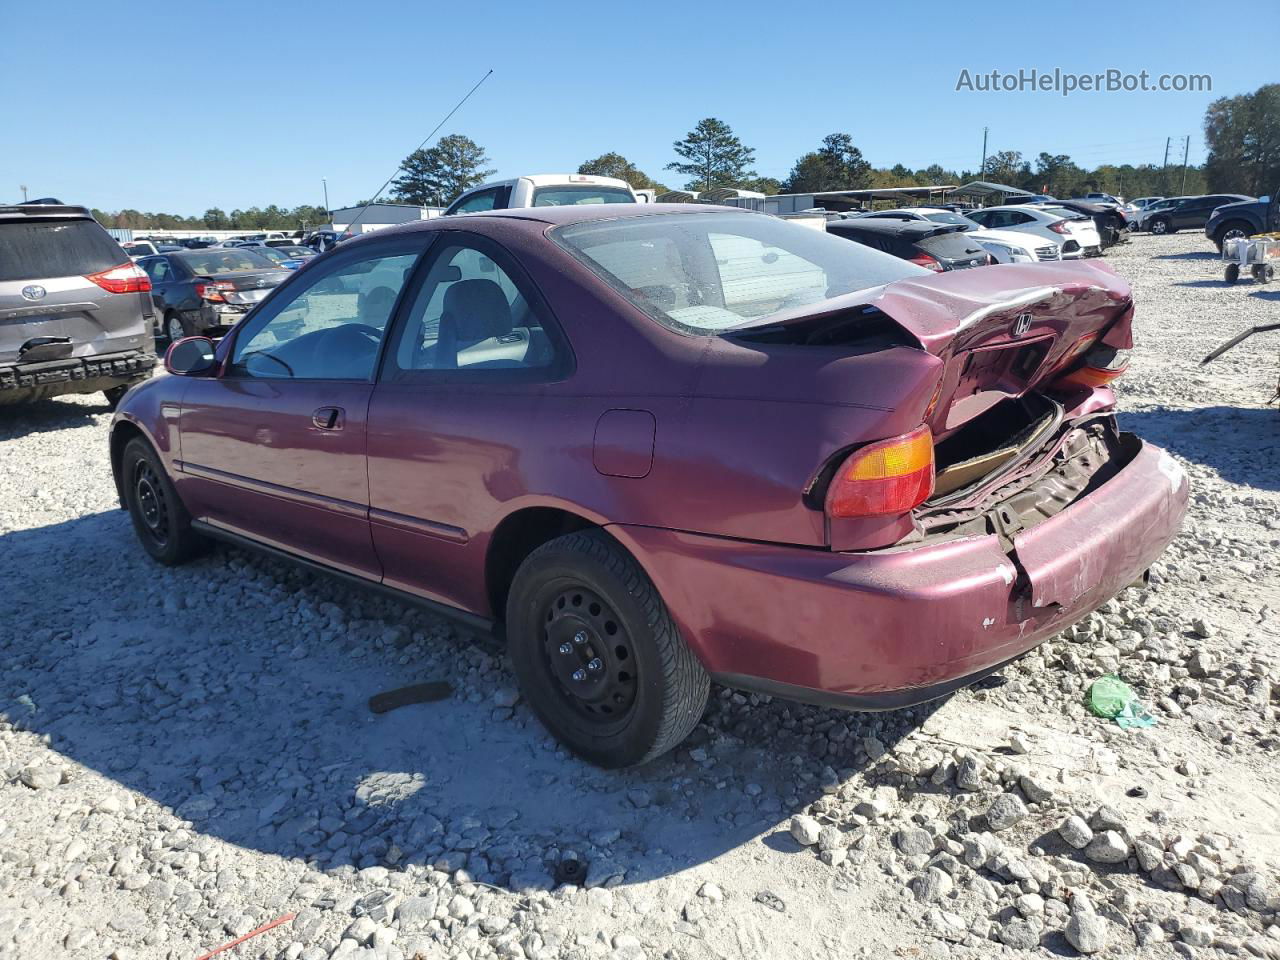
[486,507,597,621]
[109,421,146,507]
[1216,218,1254,239]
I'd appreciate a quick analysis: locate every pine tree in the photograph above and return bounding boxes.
[390,134,496,206]
[666,119,756,192]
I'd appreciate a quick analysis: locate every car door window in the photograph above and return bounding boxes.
[385,238,561,378]
[228,246,420,381]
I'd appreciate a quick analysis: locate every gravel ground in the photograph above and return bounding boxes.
[1,232,1278,960]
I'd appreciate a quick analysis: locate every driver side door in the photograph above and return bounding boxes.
[175,237,428,578]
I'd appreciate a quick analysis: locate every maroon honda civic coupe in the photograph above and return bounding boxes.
[110,204,1187,766]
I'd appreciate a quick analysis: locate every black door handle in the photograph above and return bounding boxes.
[311,406,343,430]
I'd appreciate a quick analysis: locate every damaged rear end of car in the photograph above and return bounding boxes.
[654,261,1185,706]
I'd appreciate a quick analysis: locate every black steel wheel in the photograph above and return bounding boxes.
[121,437,207,565]
[539,585,638,730]
[507,530,709,767]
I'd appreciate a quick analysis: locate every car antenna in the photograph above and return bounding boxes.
[336,68,494,235]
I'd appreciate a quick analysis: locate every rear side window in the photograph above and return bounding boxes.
[0,219,126,282]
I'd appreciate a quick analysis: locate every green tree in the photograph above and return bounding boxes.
[1204,83,1280,195]
[1032,153,1085,197]
[390,134,495,206]
[781,133,871,192]
[578,152,665,191]
[739,176,782,195]
[982,150,1029,186]
[202,208,228,229]
[667,118,756,191]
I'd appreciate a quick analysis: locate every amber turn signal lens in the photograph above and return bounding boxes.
[826,425,936,518]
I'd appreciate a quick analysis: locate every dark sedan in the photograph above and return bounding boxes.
[827,217,994,271]
[137,249,291,341]
[110,204,1186,766]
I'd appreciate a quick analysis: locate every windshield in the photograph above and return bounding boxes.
[177,249,277,274]
[553,212,926,334]
[1042,206,1085,220]
[532,185,634,207]
[275,245,314,257]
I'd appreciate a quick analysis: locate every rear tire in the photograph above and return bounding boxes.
[1225,263,1240,284]
[165,312,191,343]
[1150,217,1171,235]
[506,530,709,767]
[121,437,207,565]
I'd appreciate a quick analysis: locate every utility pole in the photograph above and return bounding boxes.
[20,184,28,202]
[1180,136,1191,194]
[980,126,989,178]
[322,178,330,219]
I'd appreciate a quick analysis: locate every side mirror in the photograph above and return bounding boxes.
[165,336,217,376]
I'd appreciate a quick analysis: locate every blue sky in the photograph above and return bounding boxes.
[1,0,1270,214]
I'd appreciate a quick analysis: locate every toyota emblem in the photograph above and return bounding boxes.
[1012,312,1032,338]
[21,284,46,301]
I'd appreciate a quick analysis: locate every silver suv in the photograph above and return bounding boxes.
[1,202,155,407]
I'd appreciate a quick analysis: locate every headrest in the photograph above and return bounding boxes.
[442,279,512,340]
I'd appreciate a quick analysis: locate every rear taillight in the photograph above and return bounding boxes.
[1048,220,1071,235]
[195,280,235,302]
[909,252,944,272]
[86,262,151,294]
[1054,345,1130,390]
[826,425,935,518]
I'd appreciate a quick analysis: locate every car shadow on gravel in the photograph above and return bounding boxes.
[1,510,942,893]
[1153,251,1218,261]
[0,396,113,440]
[1120,406,1280,491]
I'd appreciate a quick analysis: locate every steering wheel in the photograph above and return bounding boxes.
[343,323,384,342]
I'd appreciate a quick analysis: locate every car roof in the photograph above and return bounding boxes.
[372,203,756,236]
[0,202,94,221]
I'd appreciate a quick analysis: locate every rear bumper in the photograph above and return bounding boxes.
[613,437,1187,709]
[0,348,154,396]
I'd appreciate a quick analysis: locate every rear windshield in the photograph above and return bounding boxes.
[0,218,126,282]
[553,211,926,334]
[177,249,277,274]
[917,231,990,259]
[1041,207,1085,220]
[532,186,634,207]
[920,211,974,226]
[275,245,313,256]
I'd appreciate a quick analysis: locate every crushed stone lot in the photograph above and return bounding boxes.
[2,232,1279,960]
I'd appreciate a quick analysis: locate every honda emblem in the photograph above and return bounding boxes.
[1012,312,1032,338]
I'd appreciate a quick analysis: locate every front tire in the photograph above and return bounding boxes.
[121,437,207,565]
[506,530,709,767]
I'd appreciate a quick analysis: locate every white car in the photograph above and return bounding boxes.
[965,205,1102,259]
[445,174,637,215]
[859,208,1060,263]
